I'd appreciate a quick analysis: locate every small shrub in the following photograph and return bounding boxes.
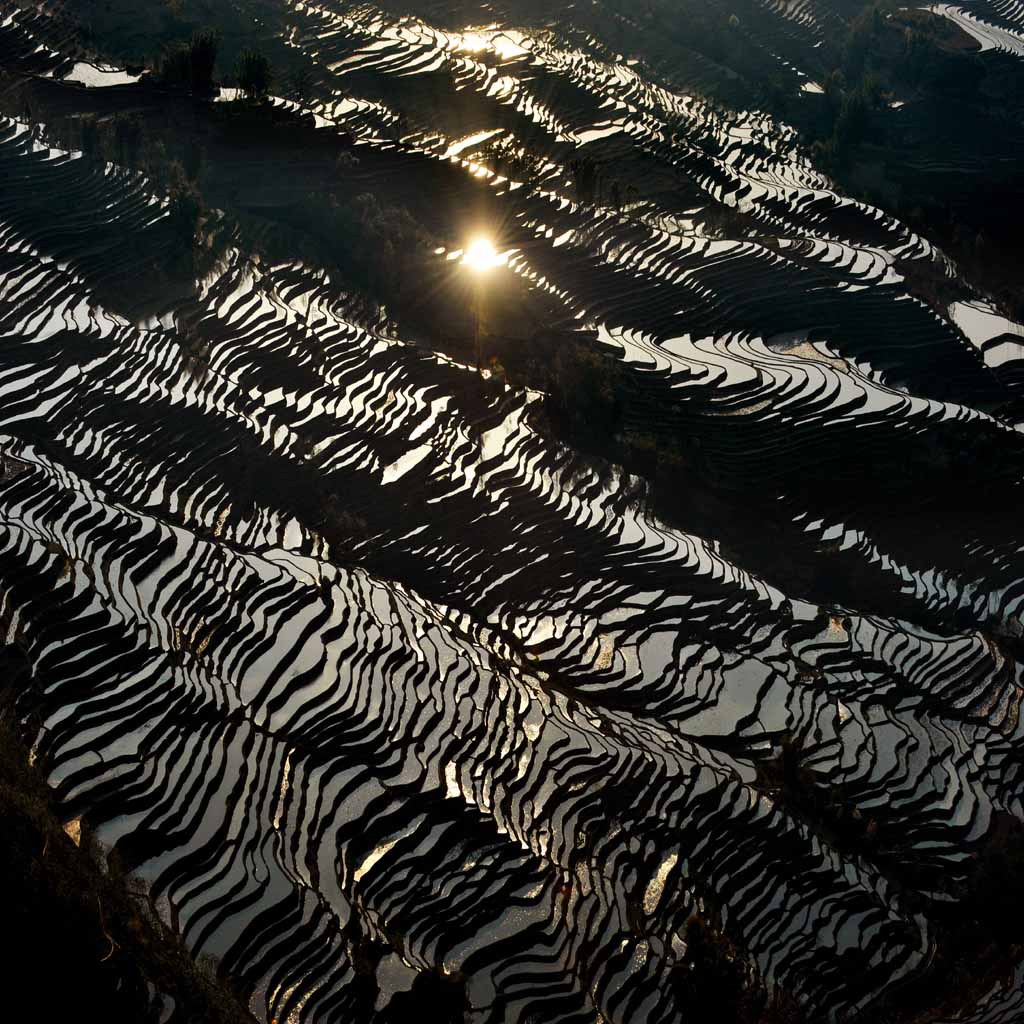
[288,65,315,105]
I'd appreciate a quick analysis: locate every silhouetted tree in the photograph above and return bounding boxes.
[157,45,190,89]
[289,65,315,106]
[188,29,220,96]
[823,69,844,121]
[113,113,142,167]
[80,115,100,157]
[569,155,600,204]
[165,161,205,274]
[763,72,789,117]
[236,49,272,101]
[156,29,220,95]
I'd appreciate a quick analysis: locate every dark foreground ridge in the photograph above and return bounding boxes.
[0,645,256,1023]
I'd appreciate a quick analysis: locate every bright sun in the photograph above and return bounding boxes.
[463,237,505,273]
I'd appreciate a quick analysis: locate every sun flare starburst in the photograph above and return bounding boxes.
[462,237,506,273]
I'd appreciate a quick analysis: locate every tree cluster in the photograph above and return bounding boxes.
[155,29,220,96]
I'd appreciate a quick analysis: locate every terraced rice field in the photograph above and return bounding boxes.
[2,0,1024,1021]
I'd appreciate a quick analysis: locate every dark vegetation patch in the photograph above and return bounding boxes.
[780,1,1024,322]
[154,27,221,96]
[338,913,471,1023]
[65,0,310,90]
[0,643,257,1023]
[1,71,437,318]
[672,914,809,1024]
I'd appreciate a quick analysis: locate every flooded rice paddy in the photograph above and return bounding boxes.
[2,0,1024,1020]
